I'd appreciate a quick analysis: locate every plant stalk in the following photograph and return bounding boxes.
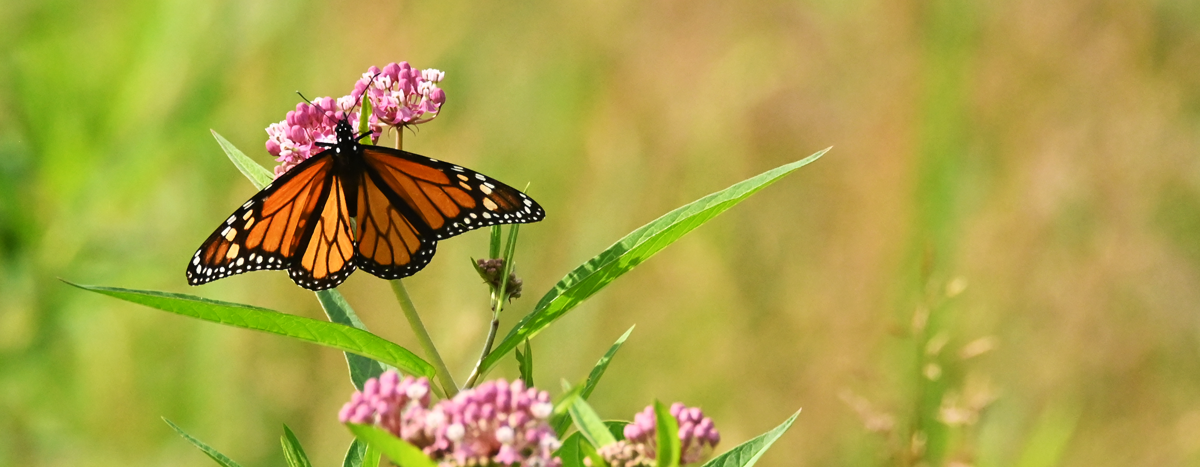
[391,280,458,396]
[464,315,501,388]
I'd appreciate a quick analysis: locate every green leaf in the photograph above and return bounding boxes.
[341,439,365,467]
[702,409,802,467]
[552,326,634,434]
[163,418,245,467]
[363,442,382,467]
[497,224,521,303]
[555,432,608,467]
[516,339,534,387]
[490,225,502,259]
[551,381,585,436]
[605,421,629,441]
[569,396,617,448]
[655,400,681,467]
[347,424,437,467]
[281,424,313,467]
[67,282,435,378]
[582,326,633,400]
[482,150,828,373]
[555,432,587,467]
[579,434,608,467]
[211,130,273,190]
[316,289,390,389]
[357,91,373,135]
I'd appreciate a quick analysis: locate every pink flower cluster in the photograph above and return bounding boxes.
[594,403,721,467]
[347,62,446,128]
[265,97,359,177]
[339,371,561,467]
[264,62,446,178]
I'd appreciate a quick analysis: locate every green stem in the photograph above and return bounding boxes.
[464,316,500,388]
[463,225,521,387]
[391,280,458,396]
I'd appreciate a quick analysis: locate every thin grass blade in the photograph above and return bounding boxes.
[163,418,245,467]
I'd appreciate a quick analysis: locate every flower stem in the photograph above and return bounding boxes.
[391,280,458,397]
[464,225,521,387]
[464,315,501,388]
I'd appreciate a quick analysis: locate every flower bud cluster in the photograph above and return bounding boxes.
[476,258,524,299]
[594,403,720,467]
[340,371,561,467]
[349,62,446,128]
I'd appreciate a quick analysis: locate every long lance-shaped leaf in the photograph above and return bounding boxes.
[212,129,273,187]
[569,396,617,448]
[317,289,390,389]
[281,424,314,467]
[67,282,435,378]
[163,418,245,467]
[211,132,389,391]
[553,326,634,434]
[482,149,828,373]
[702,409,801,467]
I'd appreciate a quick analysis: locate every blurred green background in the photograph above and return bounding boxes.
[3,0,1200,465]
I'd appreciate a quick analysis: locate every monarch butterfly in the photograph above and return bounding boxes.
[186,118,545,290]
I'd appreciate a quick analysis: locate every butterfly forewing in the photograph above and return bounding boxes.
[186,153,336,286]
[360,146,546,240]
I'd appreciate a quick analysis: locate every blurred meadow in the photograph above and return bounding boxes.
[3,0,1200,465]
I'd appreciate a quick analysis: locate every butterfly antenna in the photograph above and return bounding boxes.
[295,91,316,107]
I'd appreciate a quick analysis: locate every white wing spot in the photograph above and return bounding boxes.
[474,174,486,181]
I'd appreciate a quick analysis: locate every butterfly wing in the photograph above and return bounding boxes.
[358,146,546,241]
[353,169,438,279]
[287,172,357,290]
[186,151,356,290]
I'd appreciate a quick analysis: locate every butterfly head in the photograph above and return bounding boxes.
[334,118,357,143]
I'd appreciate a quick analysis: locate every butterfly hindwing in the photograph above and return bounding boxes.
[287,173,357,290]
[359,146,546,240]
[353,170,438,279]
[187,152,337,287]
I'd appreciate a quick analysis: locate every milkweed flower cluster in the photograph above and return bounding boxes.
[339,370,562,467]
[593,403,720,467]
[348,62,446,128]
[265,61,446,177]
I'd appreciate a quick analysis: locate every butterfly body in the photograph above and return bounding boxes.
[187,120,544,290]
